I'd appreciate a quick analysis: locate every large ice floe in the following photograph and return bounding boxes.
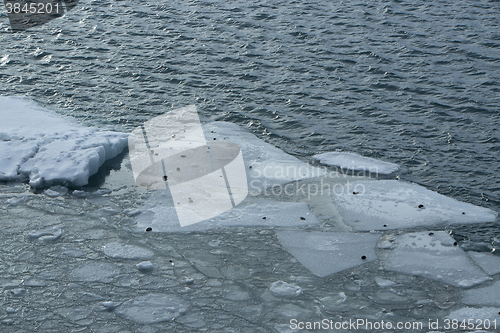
[0,96,128,188]
[331,179,497,231]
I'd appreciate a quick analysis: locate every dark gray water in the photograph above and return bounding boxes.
[1,1,499,218]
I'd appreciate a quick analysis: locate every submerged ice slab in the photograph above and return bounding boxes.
[103,242,154,260]
[115,294,188,323]
[464,280,500,306]
[446,307,500,322]
[0,96,128,188]
[276,231,380,277]
[468,251,500,276]
[135,192,320,232]
[314,151,400,175]
[380,231,490,288]
[332,180,497,231]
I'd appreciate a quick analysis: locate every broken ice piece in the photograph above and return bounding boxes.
[380,231,490,288]
[332,180,497,231]
[276,231,380,277]
[269,281,302,297]
[136,261,155,273]
[468,251,500,276]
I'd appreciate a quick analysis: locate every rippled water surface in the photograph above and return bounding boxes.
[1,1,500,331]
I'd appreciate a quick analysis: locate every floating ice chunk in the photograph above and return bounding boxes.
[276,231,380,277]
[70,262,120,282]
[332,180,497,231]
[375,277,396,288]
[446,306,500,322]
[468,252,500,276]
[269,281,302,297]
[136,261,155,273]
[314,152,400,175]
[0,96,128,188]
[204,122,325,194]
[135,194,319,232]
[103,242,154,260]
[115,294,188,323]
[101,301,117,312]
[44,185,68,197]
[380,231,490,288]
[28,226,63,242]
[463,280,500,306]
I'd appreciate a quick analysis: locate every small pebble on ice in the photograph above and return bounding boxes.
[136,261,155,273]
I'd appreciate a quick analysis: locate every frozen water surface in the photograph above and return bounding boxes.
[276,231,380,277]
[332,180,497,231]
[463,280,500,306]
[1,101,500,331]
[468,251,500,276]
[115,294,188,323]
[380,231,491,288]
[314,151,400,175]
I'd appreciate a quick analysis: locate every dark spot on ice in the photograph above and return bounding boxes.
[146,227,152,232]
[176,167,180,171]
[428,232,434,236]
[181,155,186,158]
[353,192,359,195]
[249,166,252,169]
[383,224,387,227]
[361,256,366,260]
[300,217,306,220]
[213,138,216,140]
[163,176,168,181]
[418,204,424,209]
[454,242,458,246]
[462,212,465,215]
[262,217,266,220]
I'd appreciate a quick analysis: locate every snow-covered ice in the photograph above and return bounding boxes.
[332,180,497,231]
[0,96,128,188]
[314,151,400,175]
[276,231,380,277]
[379,231,491,288]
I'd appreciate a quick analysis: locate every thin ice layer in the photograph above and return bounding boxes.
[446,307,500,322]
[468,251,500,276]
[276,231,380,277]
[332,180,497,231]
[463,280,500,306]
[135,192,320,232]
[0,96,128,188]
[314,152,400,175]
[204,122,325,194]
[380,231,490,288]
